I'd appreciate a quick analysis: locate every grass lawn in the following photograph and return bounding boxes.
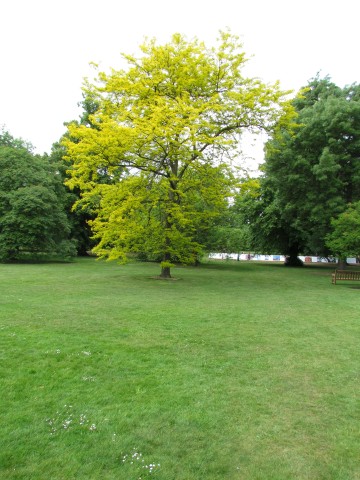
[1,258,360,479]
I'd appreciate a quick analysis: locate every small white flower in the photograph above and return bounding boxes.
[62,418,72,429]
[79,414,87,425]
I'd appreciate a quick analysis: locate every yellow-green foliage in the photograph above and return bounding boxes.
[64,31,294,267]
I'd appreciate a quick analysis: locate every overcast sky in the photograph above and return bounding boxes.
[1,0,359,164]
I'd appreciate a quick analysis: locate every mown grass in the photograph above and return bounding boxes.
[1,258,360,479]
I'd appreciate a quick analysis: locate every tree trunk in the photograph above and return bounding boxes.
[160,264,172,278]
[160,251,172,278]
[159,187,177,279]
[284,243,304,267]
[337,256,347,269]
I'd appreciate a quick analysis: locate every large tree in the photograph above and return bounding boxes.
[0,129,76,261]
[64,32,293,277]
[251,76,360,264]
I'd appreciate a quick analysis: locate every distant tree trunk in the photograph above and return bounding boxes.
[337,256,347,269]
[284,243,304,267]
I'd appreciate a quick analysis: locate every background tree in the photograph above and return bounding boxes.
[206,178,257,258]
[0,128,76,261]
[49,138,95,256]
[250,76,360,265]
[326,201,360,260]
[45,93,108,256]
[206,222,252,259]
[0,126,34,151]
[236,172,306,265]
[228,176,292,258]
[64,32,293,278]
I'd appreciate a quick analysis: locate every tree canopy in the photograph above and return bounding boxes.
[243,76,360,264]
[326,202,360,259]
[0,128,76,261]
[64,31,293,277]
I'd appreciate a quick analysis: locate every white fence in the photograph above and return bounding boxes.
[209,253,359,264]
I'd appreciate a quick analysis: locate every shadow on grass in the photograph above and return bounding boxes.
[202,260,289,272]
[1,257,76,265]
[200,260,339,278]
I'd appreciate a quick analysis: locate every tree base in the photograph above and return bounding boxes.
[150,276,180,281]
[284,256,304,267]
[160,266,172,278]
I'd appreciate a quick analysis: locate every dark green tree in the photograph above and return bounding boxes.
[0,126,34,151]
[48,139,95,256]
[326,202,360,259]
[0,129,76,261]
[252,76,360,264]
[230,177,290,255]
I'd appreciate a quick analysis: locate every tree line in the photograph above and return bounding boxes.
[1,33,359,274]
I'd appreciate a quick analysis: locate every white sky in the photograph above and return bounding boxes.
[1,0,359,166]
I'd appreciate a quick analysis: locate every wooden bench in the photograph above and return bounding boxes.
[332,270,360,285]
